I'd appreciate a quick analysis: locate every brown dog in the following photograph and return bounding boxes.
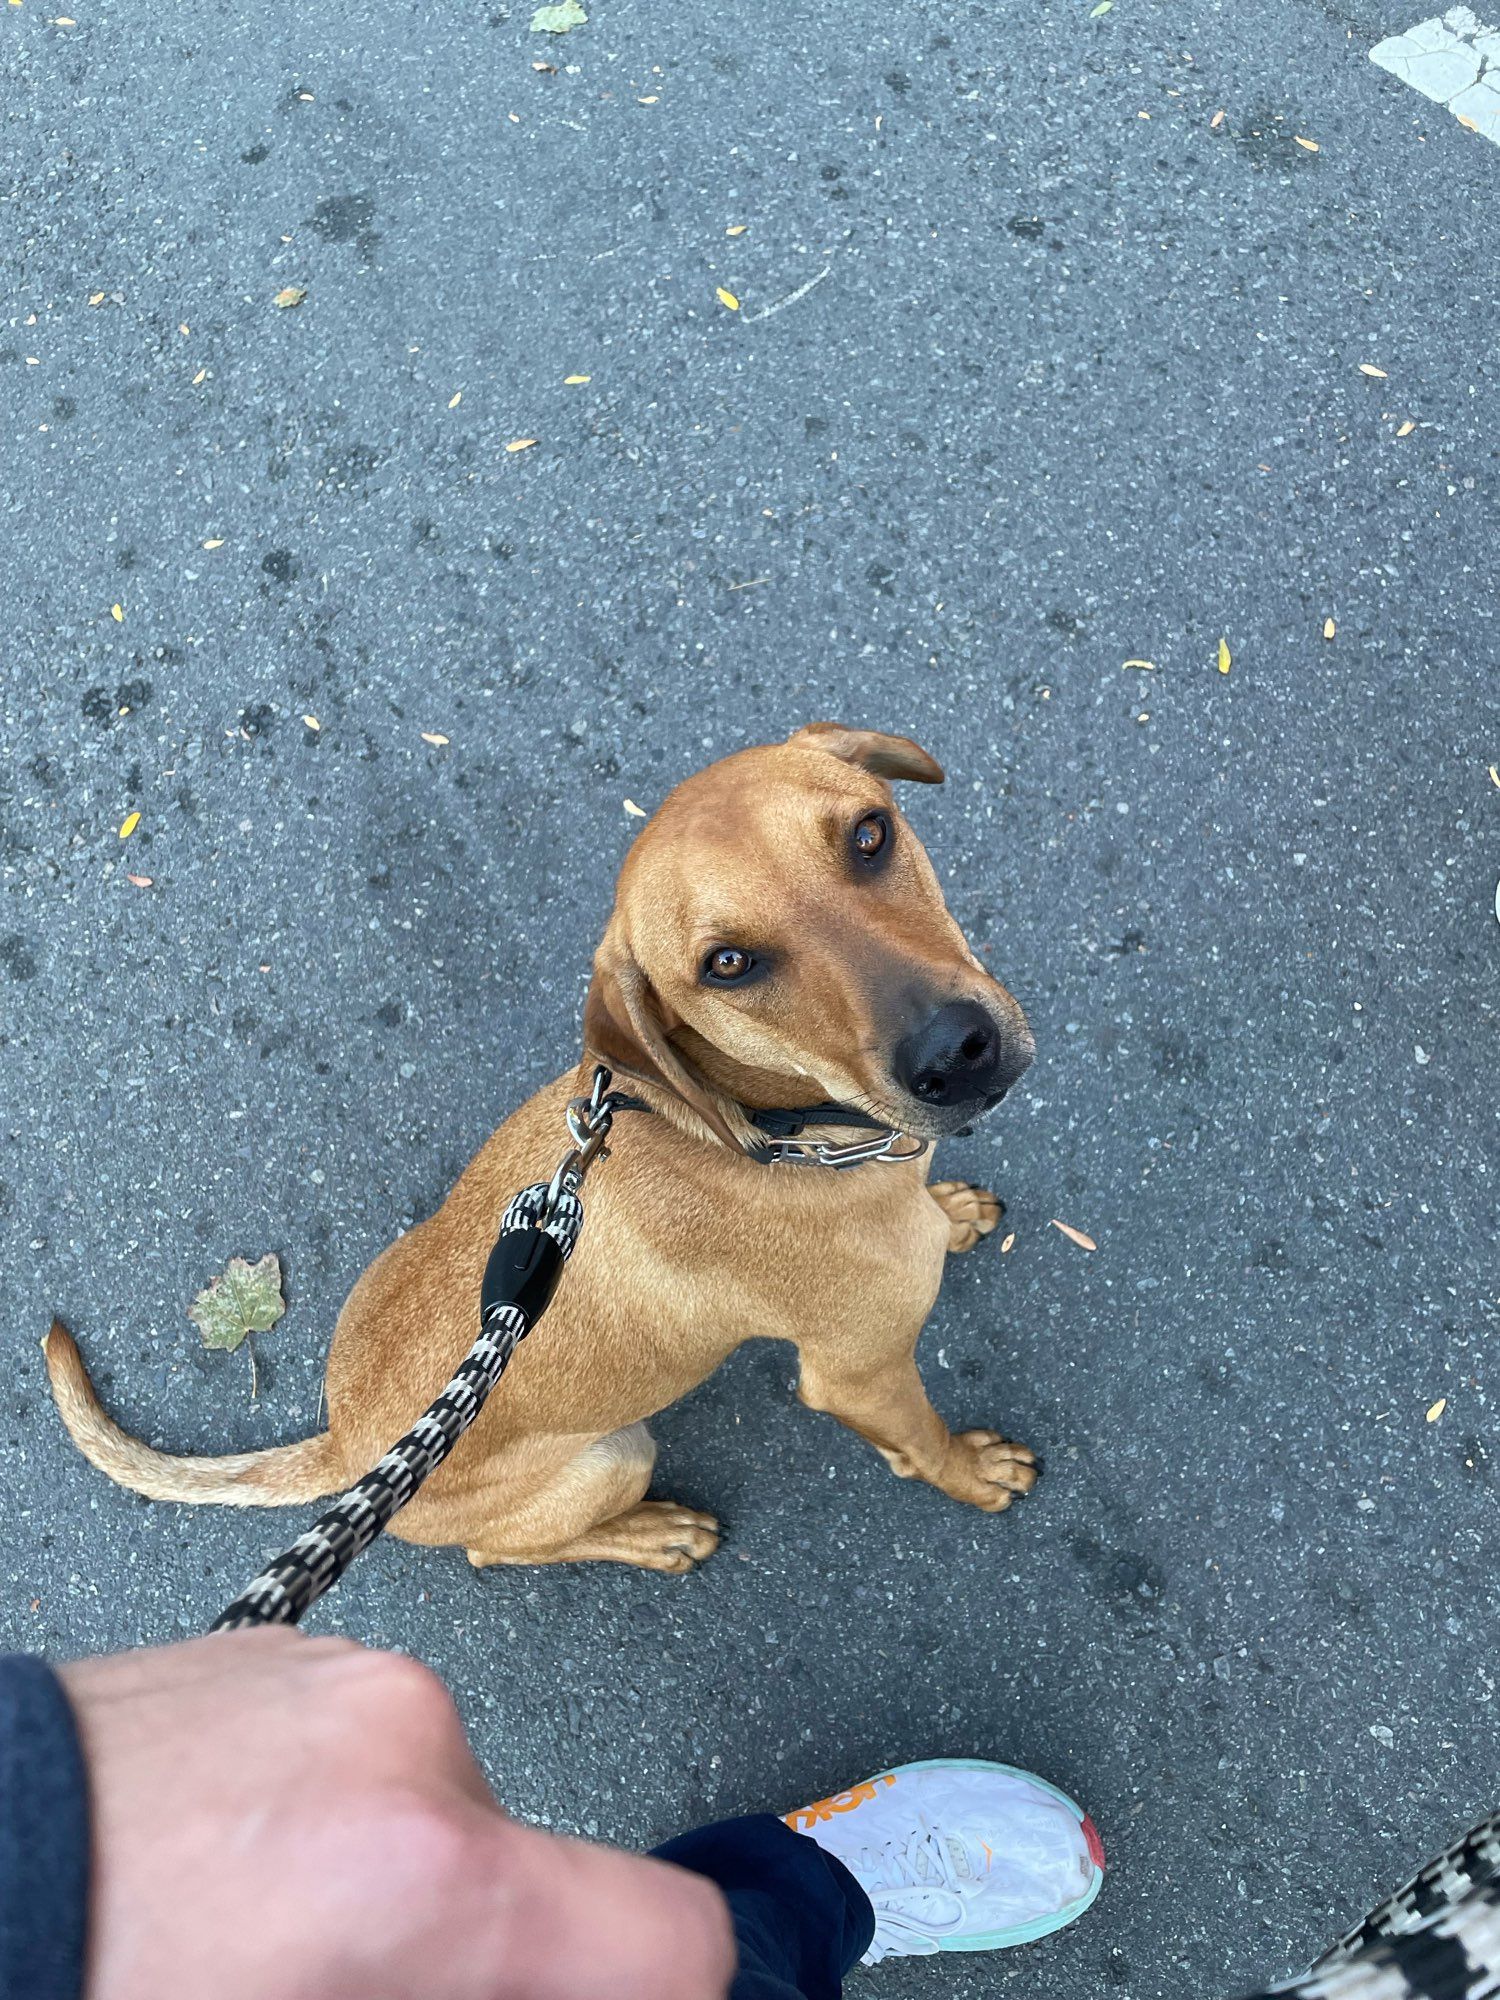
[46,725,1040,1573]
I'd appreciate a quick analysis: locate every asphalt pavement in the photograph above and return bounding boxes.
[2,0,1497,1994]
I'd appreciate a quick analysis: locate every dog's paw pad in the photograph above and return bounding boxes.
[930,1180,1005,1252]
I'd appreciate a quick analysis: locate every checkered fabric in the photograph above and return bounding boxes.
[211,1181,582,1632]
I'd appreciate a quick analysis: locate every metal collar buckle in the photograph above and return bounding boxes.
[756,1129,932,1170]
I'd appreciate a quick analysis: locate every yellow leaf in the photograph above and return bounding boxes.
[1323,617,1336,640]
[1294,135,1319,151]
[506,437,538,452]
[999,1232,1016,1254]
[118,811,141,839]
[1050,1219,1097,1252]
[1489,765,1499,788]
[421,731,450,746]
[202,537,225,549]
[1395,419,1415,437]
[448,391,462,408]
[725,223,748,236]
[1209,109,1225,129]
[716,286,740,311]
[1358,362,1387,378]
[303,714,321,731]
[637,94,658,104]
[1426,1397,1447,1423]
[178,322,190,336]
[623,797,649,818]
[273,285,307,309]
[563,373,591,384]
[1457,112,1480,131]
[87,290,105,305]
[192,367,207,385]
[1122,658,1155,670]
[110,602,123,622]
[1217,636,1231,675]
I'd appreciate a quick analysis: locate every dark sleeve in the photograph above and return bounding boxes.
[0,1656,90,2000]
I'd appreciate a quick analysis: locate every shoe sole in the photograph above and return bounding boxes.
[857,1757,1105,1953]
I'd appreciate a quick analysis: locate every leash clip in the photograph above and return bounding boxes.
[542,1065,618,1218]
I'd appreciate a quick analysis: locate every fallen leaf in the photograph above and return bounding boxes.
[1323,617,1336,640]
[1456,112,1480,131]
[505,437,538,452]
[563,373,591,384]
[1358,362,1387,378]
[716,286,740,310]
[1426,1397,1447,1424]
[1050,1219,1097,1252]
[421,731,450,746]
[88,289,106,305]
[192,367,208,385]
[1000,1232,1016,1253]
[1122,658,1155,670]
[178,322,190,337]
[725,224,748,236]
[189,1253,286,1353]
[532,59,556,70]
[303,714,321,731]
[273,286,307,309]
[1090,3,1112,16]
[1210,109,1226,129]
[530,0,586,28]
[202,537,225,550]
[1294,135,1319,151]
[1217,636,1231,675]
[110,602,123,622]
[638,94,659,104]
[1489,765,1499,788]
[126,873,153,888]
[1395,419,1415,437]
[448,391,462,409]
[623,797,649,817]
[118,811,140,839]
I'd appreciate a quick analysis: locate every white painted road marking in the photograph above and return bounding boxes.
[1370,7,1500,142]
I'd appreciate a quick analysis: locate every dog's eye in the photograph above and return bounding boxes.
[853,811,890,862]
[704,946,754,983]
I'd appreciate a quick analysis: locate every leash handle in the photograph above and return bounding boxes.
[211,1070,619,1633]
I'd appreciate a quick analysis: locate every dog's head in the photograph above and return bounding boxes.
[583,724,1034,1149]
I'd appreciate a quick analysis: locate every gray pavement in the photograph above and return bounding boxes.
[3,0,1498,1993]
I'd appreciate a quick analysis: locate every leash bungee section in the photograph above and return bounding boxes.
[211,1073,617,1632]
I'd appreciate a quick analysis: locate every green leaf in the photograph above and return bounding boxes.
[531,0,586,30]
[189,1254,286,1352]
[1090,4,1113,16]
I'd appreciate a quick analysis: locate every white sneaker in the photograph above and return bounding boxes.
[784,1757,1104,1964]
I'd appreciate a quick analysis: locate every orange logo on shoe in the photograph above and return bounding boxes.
[784,1774,896,1831]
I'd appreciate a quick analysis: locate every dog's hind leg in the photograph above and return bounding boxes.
[929,1180,1005,1253]
[461,1424,721,1574]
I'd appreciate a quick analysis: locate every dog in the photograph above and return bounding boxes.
[46,724,1040,1573]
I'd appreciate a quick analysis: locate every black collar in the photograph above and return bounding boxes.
[606,1092,929,1170]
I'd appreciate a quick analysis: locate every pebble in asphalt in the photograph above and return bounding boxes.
[2,2,1497,1996]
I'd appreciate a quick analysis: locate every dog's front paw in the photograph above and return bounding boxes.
[943,1430,1039,1512]
[930,1180,1005,1253]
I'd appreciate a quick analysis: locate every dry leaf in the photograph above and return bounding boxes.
[110,602,123,622]
[448,391,462,409]
[1122,658,1155,670]
[1457,112,1480,131]
[1294,135,1319,151]
[303,714,321,731]
[1489,765,1499,788]
[1323,617,1336,640]
[623,797,648,818]
[273,286,307,309]
[202,537,225,550]
[505,437,538,452]
[637,94,659,104]
[126,873,153,888]
[716,286,740,311]
[1217,636,1231,675]
[1358,362,1387,378]
[532,59,556,70]
[1395,419,1415,437]
[118,811,141,839]
[189,1253,286,1353]
[725,224,748,236]
[1210,109,1225,129]
[192,367,208,385]
[1426,1397,1447,1423]
[1050,1219,1097,1251]
[421,731,450,747]
[530,0,586,27]
[563,373,591,384]
[1000,1232,1016,1254]
[88,289,105,305]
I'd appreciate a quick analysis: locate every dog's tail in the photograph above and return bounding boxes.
[42,1320,345,1507]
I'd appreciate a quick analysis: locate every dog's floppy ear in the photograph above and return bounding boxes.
[583,937,749,1152]
[787,722,945,785]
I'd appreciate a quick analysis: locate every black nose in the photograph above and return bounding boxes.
[894,1000,1028,1109]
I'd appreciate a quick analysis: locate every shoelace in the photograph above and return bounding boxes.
[850,1818,980,1964]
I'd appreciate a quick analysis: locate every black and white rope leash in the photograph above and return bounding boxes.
[211,1069,618,1632]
